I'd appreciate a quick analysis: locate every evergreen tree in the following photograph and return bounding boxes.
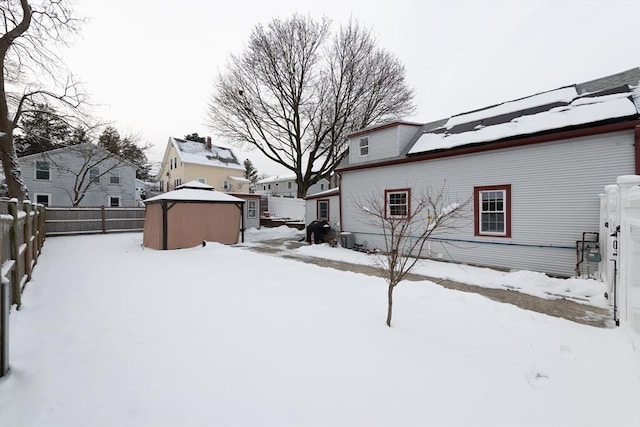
[98,126,122,154]
[97,127,151,181]
[184,132,206,143]
[243,158,258,184]
[15,104,71,156]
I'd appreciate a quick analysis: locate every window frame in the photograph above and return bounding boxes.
[359,137,369,157]
[474,184,511,237]
[110,170,120,184]
[89,167,100,183]
[34,193,51,207]
[108,196,121,208]
[197,177,206,184]
[385,188,410,219]
[317,199,329,221]
[35,160,51,181]
[247,199,257,219]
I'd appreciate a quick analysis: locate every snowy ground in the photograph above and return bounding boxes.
[0,229,639,426]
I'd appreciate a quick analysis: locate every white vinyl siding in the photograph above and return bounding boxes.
[340,130,635,276]
[19,145,137,208]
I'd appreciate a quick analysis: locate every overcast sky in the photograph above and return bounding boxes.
[62,0,640,176]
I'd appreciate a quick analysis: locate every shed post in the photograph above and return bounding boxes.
[162,200,168,250]
[101,205,107,234]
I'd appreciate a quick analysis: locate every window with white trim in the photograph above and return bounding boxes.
[247,199,257,219]
[35,194,50,207]
[35,161,50,180]
[109,196,120,207]
[287,181,292,189]
[475,185,511,237]
[359,137,369,156]
[110,171,120,184]
[223,180,230,191]
[385,189,409,218]
[198,177,206,184]
[317,200,329,220]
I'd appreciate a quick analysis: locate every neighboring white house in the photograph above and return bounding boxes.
[305,187,340,232]
[337,67,640,277]
[19,143,137,207]
[256,174,329,197]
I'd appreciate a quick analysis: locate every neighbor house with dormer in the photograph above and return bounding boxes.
[158,137,250,193]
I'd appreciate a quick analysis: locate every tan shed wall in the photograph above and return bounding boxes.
[143,201,241,250]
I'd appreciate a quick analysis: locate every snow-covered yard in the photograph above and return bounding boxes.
[0,230,639,426]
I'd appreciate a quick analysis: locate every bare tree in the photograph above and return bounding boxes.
[39,143,132,207]
[0,0,84,199]
[358,184,470,327]
[208,15,415,198]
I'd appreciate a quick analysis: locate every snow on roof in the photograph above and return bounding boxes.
[176,180,214,190]
[170,137,243,170]
[229,176,250,182]
[256,174,296,184]
[304,187,339,200]
[408,90,638,155]
[144,188,244,203]
[445,86,578,130]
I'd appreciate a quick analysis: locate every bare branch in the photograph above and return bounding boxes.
[208,15,415,197]
[356,183,471,326]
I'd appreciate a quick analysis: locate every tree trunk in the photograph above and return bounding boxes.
[386,283,394,327]
[0,132,28,200]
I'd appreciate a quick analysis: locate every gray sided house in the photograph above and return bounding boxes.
[19,143,137,207]
[305,187,340,232]
[338,68,640,277]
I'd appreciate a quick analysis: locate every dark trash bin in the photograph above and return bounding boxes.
[306,220,331,244]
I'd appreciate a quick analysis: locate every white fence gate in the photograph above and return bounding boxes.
[599,175,640,334]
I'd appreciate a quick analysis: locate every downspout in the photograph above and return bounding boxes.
[236,202,245,243]
[337,171,343,233]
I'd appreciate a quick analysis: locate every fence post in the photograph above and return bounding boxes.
[101,205,106,234]
[7,201,21,308]
[23,201,33,281]
[0,272,8,377]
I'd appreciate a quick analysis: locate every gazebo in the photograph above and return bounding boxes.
[142,181,245,250]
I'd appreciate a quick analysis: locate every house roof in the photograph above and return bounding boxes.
[256,174,296,185]
[144,186,245,203]
[176,180,214,190]
[407,68,640,156]
[17,143,136,168]
[304,187,340,200]
[169,137,243,170]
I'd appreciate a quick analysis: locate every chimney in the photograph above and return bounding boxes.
[206,136,212,150]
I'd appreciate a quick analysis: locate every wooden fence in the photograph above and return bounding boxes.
[45,207,145,236]
[1,200,47,377]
